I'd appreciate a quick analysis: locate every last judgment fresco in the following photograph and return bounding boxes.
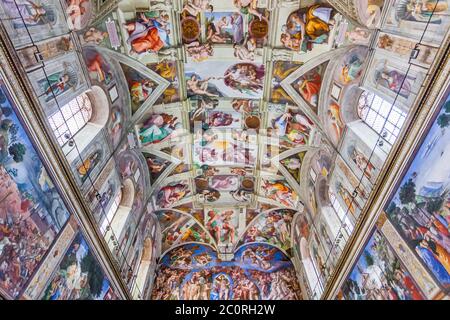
[151,243,301,300]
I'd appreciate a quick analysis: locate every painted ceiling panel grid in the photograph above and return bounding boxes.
[0,0,448,300]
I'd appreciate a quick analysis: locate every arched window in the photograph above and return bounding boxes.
[48,93,92,146]
[357,91,407,145]
[103,179,135,243]
[329,191,354,235]
[100,190,123,234]
[299,237,323,299]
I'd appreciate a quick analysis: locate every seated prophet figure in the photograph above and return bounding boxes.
[139,113,178,145]
[124,12,170,54]
[282,5,335,51]
[304,5,335,41]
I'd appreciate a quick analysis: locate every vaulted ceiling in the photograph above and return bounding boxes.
[4,0,445,300]
[70,0,380,263]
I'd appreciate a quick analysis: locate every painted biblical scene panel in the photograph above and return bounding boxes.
[239,209,296,252]
[384,0,450,45]
[341,230,425,300]
[0,80,71,299]
[194,166,255,205]
[192,129,258,168]
[376,32,438,67]
[385,89,450,289]
[185,61,265,99]
[41,232,118,300]
[280,4,337,52]
[204,12,244,45]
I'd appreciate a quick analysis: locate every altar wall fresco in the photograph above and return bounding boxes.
[151,243,301,300]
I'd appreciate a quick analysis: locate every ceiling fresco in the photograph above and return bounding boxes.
[107,0,375,289]
[99,0,365,296]
[1,0,448,301]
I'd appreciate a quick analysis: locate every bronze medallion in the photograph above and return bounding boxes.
[249,17,269,40]
[181,17,201,42]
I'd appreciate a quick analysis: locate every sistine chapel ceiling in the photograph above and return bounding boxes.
[0,0,448,300]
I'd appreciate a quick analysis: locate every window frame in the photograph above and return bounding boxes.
[357,91,406,145]
[48,92,93,146]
